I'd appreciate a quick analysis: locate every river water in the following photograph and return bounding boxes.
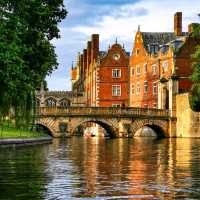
[0,137,200,200]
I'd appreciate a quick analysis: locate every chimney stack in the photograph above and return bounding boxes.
[83,49,88,75]
[91,34,99,62]
[174,12,182,36]
[80,54,83,75]
[87,41,92,68]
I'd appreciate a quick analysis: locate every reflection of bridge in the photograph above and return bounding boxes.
[35,107,177,138]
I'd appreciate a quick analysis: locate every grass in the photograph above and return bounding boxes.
[0,122,48,139]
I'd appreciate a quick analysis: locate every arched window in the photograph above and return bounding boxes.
[45,97,57,107]
[59,99,70,107]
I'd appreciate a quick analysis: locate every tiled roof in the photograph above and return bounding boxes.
[141,32,188,53]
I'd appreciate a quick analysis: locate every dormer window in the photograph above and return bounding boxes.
[162,61,168,72]
[136,49,140,56]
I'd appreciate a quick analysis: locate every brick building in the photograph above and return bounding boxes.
[72,35,129,107]
[129,12,200,110]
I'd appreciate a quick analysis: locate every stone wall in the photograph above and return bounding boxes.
[176,93,200,137]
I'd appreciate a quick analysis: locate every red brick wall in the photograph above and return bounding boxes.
[98,44,129,107]
[129,31,159,108]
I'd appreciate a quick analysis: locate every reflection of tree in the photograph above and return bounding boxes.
[0,145,49,200]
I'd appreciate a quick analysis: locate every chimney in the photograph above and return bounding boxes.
[87,41,92,68]
[83,49,87,75]
[174,12,182,36]
[80,54,83,75]
[91,34,99,62]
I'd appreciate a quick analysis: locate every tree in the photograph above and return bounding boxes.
[0,0,67,126]
[190,19,200,111]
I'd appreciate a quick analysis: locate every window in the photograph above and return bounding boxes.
[144,104,148,108]
[152,64,157,75]
[112,69,121,78]
[131,84,135,94]
[136,49,140,56]
[131,68,134,76]
[112,85,121,96]
[162,61,168,72]
[112,104,121,107]
[45,98,56,107]
[144,81,148,93]
[136,82,140,95]
[144,63,147,73]
[136,65,140,76]
[153,82,157,95]
[153,103,157,108]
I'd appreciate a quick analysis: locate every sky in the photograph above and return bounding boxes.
[46,0,200,91]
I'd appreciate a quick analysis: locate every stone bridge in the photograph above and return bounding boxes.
[35,107,176,138]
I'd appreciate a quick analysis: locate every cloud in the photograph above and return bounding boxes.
[47,0,200,91]
[82,0,141,5]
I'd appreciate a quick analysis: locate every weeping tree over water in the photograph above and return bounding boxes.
[190,16,200,111]
[0,0,67,127]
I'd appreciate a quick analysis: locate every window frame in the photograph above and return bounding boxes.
[152,64,157,75]
[136,82,140,95]
[112,85,121,96]
[144,81,148,93]
[112,69,121,78]
[153,82,157,95]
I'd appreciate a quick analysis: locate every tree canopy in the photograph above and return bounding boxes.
[0,0,67,126]
[190,19,200,111]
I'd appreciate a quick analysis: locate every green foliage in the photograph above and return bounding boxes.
[0,0,67,126]
[190,19,200,111]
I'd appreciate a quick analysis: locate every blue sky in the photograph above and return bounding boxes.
[47,0,200,91]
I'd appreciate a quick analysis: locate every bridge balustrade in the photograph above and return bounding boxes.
[36,107,171,118]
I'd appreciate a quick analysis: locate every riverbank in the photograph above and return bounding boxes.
[0,137,52,147]
[0,122,47,138]
[0,123,52,146]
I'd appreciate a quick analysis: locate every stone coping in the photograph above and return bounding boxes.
[0,137,52,146]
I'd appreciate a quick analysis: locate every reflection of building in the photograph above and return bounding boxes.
[129,12,200,110]
[71,35,129,107]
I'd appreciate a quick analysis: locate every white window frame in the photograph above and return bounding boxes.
[152,64,157,75]
[144,81,148,93]
[153,82,157,95]
[136,82,140,95]
[162,61,168,72]
[136,65,140,76]
[131,84,135,94]
[112,85,121,96]
[112,69,121,78]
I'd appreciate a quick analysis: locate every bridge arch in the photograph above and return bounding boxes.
[70,118,118,138]
[130,119,168,138]
[35,123,54,137]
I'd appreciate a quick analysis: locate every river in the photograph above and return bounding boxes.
[0,137,200,200]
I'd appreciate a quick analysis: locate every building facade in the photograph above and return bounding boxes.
[129,12,200,110]
[72,35,130,107]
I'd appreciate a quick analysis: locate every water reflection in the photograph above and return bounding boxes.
[0,137,200,199]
